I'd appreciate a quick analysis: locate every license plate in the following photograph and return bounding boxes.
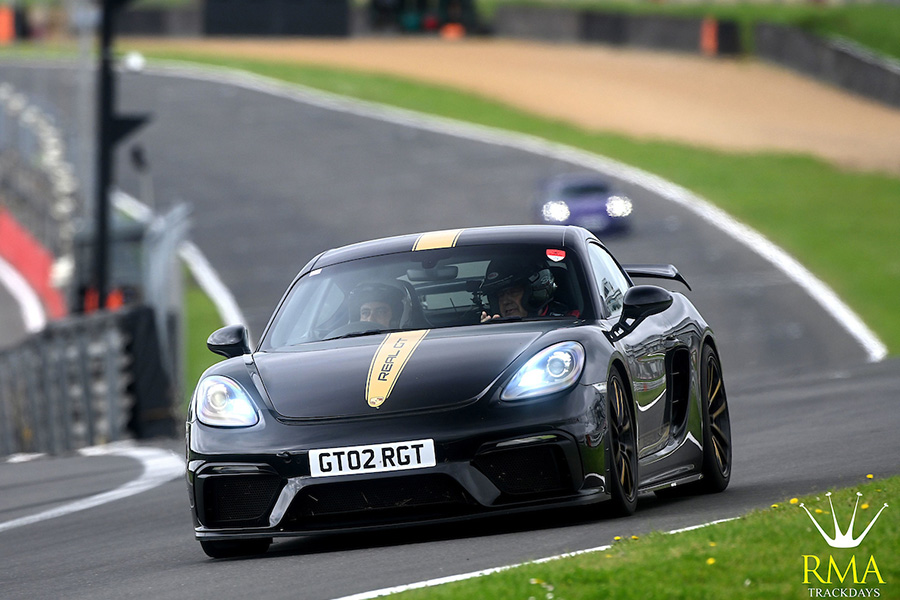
[309,439,436,478]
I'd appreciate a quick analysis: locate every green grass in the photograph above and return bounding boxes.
[131,50,900,357]
[477,1,900,60]
[390,475,898,600]
[184,275,222,407]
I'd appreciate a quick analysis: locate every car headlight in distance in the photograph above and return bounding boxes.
[195,375,259,427]
[542,200,570,223]
[502,342,585,400]
[606,195,633,218]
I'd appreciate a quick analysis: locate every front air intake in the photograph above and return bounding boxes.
[201,474,283,528]
[473,444,571,497]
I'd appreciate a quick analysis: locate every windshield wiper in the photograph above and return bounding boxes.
[323,328,398,341]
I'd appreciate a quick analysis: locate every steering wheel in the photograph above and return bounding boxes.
[325,320,385,338]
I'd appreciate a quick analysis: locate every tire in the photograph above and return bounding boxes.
[606,368,638,516]
[200,538,272,559]
[697,345,731,493]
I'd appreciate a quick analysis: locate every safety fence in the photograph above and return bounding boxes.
[755,23,900,110]
[0,306,175,457]
[490,5,899,108]
[492,5,741,56]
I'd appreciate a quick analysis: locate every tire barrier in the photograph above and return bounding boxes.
[0,305,175,457]
[755,23,900,110]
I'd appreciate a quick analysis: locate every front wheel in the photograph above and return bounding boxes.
[200,538,272,559]
[697,345,731,493]
[606,369,638,516]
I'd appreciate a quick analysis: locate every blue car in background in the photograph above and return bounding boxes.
[535,173,633,235]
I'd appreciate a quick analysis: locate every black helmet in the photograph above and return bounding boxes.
[348,282,405,327]
[481,258,556,311]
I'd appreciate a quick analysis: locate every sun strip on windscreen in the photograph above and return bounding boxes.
[366,330,429,409]
[412,229,464,251]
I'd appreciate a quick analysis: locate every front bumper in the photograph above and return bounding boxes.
[188,386,610,539]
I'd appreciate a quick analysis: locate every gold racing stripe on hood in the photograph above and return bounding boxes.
[366,330,429,408]
[412,229,464,251]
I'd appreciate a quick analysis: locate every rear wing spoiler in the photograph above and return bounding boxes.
[622,264,691,291]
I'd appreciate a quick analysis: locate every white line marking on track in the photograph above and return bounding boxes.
[0,254,46,334]
[5,453,47,463]
[112,189,247,329]
[0,59,886,361]
[0,442,183,534]
[144,60,886,363]
[328,517,739,600]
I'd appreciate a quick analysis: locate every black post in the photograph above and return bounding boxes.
[93,0,148,310]
[93,0,115,309]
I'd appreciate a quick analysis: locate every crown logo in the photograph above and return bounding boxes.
[799,492,889,549]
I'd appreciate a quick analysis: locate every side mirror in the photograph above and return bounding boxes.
[606,286,673,342]
[621,285,673,323]
[207,325,251,359]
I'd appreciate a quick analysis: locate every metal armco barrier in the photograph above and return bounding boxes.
[755,23,900,110]
[493,5,742,56]
[0,306,175,457]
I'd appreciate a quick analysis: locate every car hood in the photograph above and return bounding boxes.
[254,324,554,419]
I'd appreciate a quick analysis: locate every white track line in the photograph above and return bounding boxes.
[0,442,183,534]
[0,254,46,334]
[329,517,739,600]
[144,60,886,363]
[112,189,246,328]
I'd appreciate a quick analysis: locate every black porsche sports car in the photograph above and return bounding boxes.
[186,225,732,558]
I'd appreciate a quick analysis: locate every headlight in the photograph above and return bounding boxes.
[542,200,570,222]
[195,376,259,427]
[606,195,633,218]
[501,342,585,400]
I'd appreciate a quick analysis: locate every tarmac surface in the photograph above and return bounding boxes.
[0,59,897,600]
[130,37,900,175]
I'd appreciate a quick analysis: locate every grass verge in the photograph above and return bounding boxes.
[127,49,900,356]
[184,274,222,407]
[390,475,898,600]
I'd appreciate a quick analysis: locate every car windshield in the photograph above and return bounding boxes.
[260,244,588,350]
[558,183,609,198]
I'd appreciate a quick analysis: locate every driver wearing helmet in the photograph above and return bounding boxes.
[347,282,405,329]
[479,258,578,323]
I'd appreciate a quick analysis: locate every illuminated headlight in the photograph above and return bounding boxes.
[606,195,633,218]
[502,342,585,400]
[542,200,571,223]
[195,376,259,427]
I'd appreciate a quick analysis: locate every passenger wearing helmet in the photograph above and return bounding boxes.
[348,282,405,329]
[479,258,577,323]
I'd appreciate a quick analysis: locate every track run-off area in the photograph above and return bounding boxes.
[0,59,898,600]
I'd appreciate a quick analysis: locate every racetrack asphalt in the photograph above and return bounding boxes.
[0,62,897,600]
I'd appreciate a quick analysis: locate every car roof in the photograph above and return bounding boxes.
[307,225,596,273]
[544,173,611,189]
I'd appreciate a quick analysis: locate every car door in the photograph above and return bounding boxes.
[586,242,670,457]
